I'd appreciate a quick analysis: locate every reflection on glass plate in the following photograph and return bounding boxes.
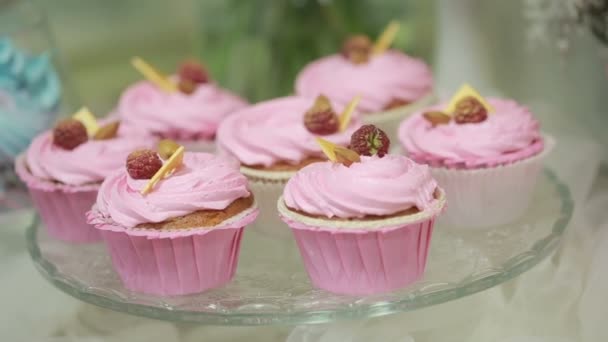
[26,169,572,325]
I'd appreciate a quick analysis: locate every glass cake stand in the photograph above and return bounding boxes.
[26,169,573,326]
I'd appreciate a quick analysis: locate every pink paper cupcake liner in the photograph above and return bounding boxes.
[100,228,244,296]
[15,155,101,243]
[88,205,258,296]
[289,219,435,295]
[278,190,445,295]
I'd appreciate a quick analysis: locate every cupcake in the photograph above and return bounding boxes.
[87,145,258,295]
[115,58,248,152]
[15,109,155,242]
[216,95,360,235]
[278,125,446,295]
[295,23,435,143]
[398,85,553,228]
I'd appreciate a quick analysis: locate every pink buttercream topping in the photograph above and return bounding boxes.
[295,51,433,113]
[283,155,438,219]
[398,98,544,169]
[95,152,251,227]
[117,81,248,140]
[216,96,361,167]
[25,129,155,186]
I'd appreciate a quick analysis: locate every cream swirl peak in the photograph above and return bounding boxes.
[399,98,544,169]
[283,155,438,219]
[295,51,433,113]
[216,96,360,168]
[95,152,251,227]
[25,128,154,186]
[118,81,248,140]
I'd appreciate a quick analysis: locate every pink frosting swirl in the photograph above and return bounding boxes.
[95,152,251,227]
[117,81,248,140]
[283,155,438,219]
[216,96,361,167]
[25,129,155,186]
[295,51,433,113]
[398,98,544,169]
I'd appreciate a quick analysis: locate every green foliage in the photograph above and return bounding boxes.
[197,0,434,101]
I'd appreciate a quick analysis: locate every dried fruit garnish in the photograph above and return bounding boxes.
[423,111,451,126]
[304,95,340,135]
[53,119,88,150]
[177,79,197,94]
[341,35,372,64]
[141,145,185,195]
[384,98,410,110]
[453,96,488,124]
[349,124,390,157]
[126,149,163,180]
[158,139,181,160]
[93,121,120,140]
[178,60,209,84]
[316,137,360,167]
[334,146,361,167]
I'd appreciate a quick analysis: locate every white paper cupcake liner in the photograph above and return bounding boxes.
[364,92,437,143]
[431,136,555,229]
[240,166,294,238]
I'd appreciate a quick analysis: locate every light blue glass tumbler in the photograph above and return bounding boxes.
[0,0,61,195]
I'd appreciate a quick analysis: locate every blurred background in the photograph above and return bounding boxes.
[40,0,435,108]
[1,0,607,341]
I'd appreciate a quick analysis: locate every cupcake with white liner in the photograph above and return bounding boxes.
[295,22,435,143]
[87,142,258,295]
[398,84,554,228]
[278,125,445,295]
[115,57,247,152]
[216,95,361,235]
[15,108,155,243]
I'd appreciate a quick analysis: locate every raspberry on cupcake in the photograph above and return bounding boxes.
[399,84,553,228]
[295,21,436,144]
[114,57,248,152]
[87,143,258,295]
[279,126,446,294]
[15,108,156,242]
[216,95,361,234]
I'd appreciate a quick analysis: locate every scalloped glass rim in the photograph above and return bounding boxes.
[26,168,573,326]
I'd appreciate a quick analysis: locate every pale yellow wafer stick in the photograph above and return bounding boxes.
[445,83,495,114]
[316,137,337,162]
[141,145,185,195]
[72,107,99,137]
[316,138,361,166]
[131,57,178,93]
[372,21,400,55]
[339,95,361,132]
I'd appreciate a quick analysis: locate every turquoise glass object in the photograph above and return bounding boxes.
[0,38,61,165]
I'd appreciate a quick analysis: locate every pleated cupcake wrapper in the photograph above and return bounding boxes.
[430,136,555,229]
[277,192,445,295]
[87,206,259,295]
[87,202,259,239]
[241,166,294,238]
[101,227,244,296]
[364,92,437,144]
[14,154,101,243]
